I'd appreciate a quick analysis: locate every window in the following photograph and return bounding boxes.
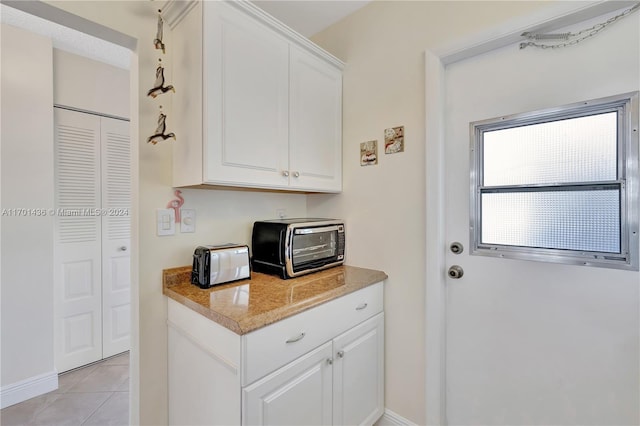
[470,92,639,270]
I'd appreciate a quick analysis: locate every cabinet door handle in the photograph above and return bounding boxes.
[355,303,368,311]
[285,332,305,344]
[282,171,290,177]
[336,350,344,359]
[292,171,300,178]
[326,358,333,365]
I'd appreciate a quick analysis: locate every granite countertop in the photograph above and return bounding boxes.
[163,265,388,335]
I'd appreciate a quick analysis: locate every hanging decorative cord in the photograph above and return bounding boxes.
[154,8,166,54]
[520,2,639,49]
[147,6,176,144]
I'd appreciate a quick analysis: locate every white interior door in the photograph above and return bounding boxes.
[54,108,102,373]
[442,13,639,426]
[101,116,131,358]
[55,109,131,372]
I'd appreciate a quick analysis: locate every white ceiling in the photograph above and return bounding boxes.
[252,1,370,37]
[0,3,131,69]
[0,1,369,69]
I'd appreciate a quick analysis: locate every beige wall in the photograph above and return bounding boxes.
[43,2,307,424]
[1,23,55,393]
[30,1,561,424]
[308,1,554,423]
[53,49,130,118]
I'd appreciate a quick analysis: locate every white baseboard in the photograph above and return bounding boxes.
[0,370,59,409]
[375,408,418,426]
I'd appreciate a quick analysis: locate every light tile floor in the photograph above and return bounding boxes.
[1,351,129,426]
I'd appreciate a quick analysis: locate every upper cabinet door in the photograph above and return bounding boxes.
[204,2,290,188]
[289,47,343,192]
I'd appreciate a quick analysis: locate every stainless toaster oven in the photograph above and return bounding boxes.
[251,218,345,279]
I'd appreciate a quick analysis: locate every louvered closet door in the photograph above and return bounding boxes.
[101,117,131,358]
[54,108,102,372]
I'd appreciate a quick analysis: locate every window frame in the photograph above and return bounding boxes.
[470,92,639,270]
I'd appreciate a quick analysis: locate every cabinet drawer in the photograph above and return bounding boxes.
[240,281,383,386]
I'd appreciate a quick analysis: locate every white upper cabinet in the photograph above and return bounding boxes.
[289,47,343,192]
[168,1,343,192]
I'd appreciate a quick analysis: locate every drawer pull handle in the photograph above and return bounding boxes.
[286,332,306,344]
[355,303,368,311]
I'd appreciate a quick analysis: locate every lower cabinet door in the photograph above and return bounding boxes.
[332,313,385,426]
[243,341,333,426]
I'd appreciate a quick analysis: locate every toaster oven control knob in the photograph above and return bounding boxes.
[282,171,289,177]
[448,265,464,279]
[292,171,300,178]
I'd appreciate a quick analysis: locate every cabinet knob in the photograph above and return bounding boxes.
[336,350,344,359]
[282,171,289,177]
[292,171,300,178]
[326,358,333,365]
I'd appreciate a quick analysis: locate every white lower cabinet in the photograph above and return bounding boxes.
[243,314,384,426]
[332,314,385,426]
[167,282,384,426]
[243,342,333,426]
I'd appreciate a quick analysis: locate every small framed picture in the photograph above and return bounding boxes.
[384,126,404,154]
[360,140,378,166]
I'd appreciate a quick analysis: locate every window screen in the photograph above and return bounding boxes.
[470,93,638,270]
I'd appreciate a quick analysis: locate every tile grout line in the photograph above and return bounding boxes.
[80,391,117,425]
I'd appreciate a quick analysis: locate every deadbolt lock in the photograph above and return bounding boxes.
[450,242,464,254]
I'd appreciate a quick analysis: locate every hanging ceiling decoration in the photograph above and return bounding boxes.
[147,59,175,98]
[154,8,166,54]
[148,105,176,145]
[147,7,176,144]
[520,2,639,49]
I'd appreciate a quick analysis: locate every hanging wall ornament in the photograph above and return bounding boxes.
[153,9,165,54]
[147,59,175,98]
[148,105,176,145]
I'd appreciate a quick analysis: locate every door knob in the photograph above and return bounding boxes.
[448,265,464,279]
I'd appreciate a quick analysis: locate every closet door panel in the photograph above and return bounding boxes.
[101,117,131,358]
[54,108,102,373]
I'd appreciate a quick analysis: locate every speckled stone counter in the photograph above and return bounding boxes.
[163,265,387,335]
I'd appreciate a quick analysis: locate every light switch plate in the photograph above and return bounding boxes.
[157,208,175,236]
[181,209,196,233]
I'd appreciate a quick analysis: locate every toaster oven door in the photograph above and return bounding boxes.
[291,225,340,271]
